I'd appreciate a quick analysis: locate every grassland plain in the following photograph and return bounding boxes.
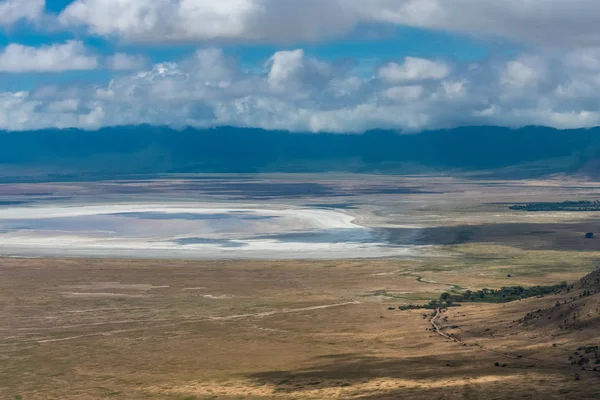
[1,246,600,400]
[3,175,600,398]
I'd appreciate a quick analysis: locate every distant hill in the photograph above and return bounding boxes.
[2,125,600,181]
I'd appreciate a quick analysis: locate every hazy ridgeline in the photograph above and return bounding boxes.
[2,125,600,180]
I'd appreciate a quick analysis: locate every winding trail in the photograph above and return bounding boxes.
[402,273,463,292]
[430,308,545,362]
[429,308,455,342]
[429,308,578,370]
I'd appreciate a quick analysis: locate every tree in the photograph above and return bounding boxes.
[586,232,595,239]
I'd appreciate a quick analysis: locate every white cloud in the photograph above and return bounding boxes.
[52,0,600,47]
[59,0,355,43]
[501,58,545,88]
[442,80,467,99]
[188,48,238,85]
[59,0,258,40]
[3,48,600,133]
[106,53,147,70]
[266,49,334,97]
[0,41,98,72]
[30,3,600,133]
[382,85,424,102]
[0,0,44,26]
[377,57,450,83]
[267,50,306,92]
[349,0,600,47]
[564,47,600,71]
[45,98,80,113]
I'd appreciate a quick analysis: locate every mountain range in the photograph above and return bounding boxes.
[2,125,600,181]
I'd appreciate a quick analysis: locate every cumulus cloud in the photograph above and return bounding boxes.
[0,41,98,72]
[1,47,600,132]
[52,0,600,47]
[4,1,600,133]
[382,85,424,102]
[501,56,546,88]
[187,48,238,85]
[0,0,44,26]
[564,47,600,71]
[106,53,147,71]
[266,49,334,96]
[59,0,355,43]
[377,57,450,83]
[349,0,600,47]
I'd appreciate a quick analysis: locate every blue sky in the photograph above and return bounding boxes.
[0,0,599,132]
[1,7,499,68]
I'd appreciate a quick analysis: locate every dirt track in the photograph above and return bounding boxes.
[429,307,585,372]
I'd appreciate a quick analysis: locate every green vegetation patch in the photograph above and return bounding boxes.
[397,282,567,310]
[510,200,600,212]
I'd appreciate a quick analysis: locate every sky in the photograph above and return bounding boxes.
[3,0,600,132]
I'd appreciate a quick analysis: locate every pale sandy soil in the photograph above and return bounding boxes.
[0,202,423,259]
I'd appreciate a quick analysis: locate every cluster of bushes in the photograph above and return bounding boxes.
[440,283,568,304]
[510,200,600,212]
[580,290,599,298]
[569,346,600,369]
[397,300,461,311]
[393,283,567,311]
[578,345,599,355]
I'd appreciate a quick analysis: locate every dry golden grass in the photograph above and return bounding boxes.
[3,175,600,398]
[1,255,599,399]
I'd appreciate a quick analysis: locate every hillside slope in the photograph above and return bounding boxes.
[438,269,600,375]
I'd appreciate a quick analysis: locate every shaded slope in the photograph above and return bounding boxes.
[1,125,600,180]
[435,269,600,375]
